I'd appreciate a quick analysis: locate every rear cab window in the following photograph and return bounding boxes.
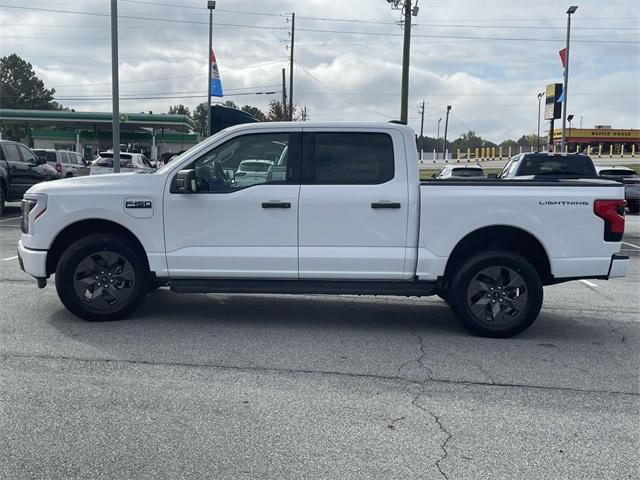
[303,132,395,184]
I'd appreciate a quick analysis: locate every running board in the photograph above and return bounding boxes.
[170,278,438,297]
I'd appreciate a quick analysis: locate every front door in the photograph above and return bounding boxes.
[164,129,301,278]
[298,129,409,280]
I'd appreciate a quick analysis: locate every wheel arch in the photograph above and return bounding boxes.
[442,225,552,288]
[46,219,150,276]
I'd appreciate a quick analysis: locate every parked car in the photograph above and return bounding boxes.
[90,152,156,175]
[0,140,57,215]
[234,159,274,187]
[433,165,486,179]
[596,166,640,213]
[18,122,628,338]
[500,153,598,180]
[33,149,89,178]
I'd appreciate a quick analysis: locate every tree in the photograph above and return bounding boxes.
[0,53,61,110]
[266,100,299,121]
[193,103,208,137]
[168,104,191,116]
[241,105,267,122]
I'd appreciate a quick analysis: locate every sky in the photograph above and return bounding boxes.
[0,0,639,143]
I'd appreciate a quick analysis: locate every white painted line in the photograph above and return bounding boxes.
[0,216,21,223]
[1,255,18,262]
[622,241,640,250]
[580,279,598,288]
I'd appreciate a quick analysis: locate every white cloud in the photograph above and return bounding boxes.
[1,0,638,140]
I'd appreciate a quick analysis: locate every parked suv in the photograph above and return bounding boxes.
[90,152,156,175]
[0,140,57,215]
[33,149,89,178]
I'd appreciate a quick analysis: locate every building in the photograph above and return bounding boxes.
[0,109,199,161]
[552,126,640,154]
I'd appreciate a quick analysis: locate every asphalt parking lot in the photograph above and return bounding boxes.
[0,202,638,480]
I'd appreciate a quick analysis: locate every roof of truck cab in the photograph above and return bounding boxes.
[219,121,415,132]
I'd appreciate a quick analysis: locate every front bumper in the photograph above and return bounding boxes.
[608,253,629,278]
[17,240,48,278]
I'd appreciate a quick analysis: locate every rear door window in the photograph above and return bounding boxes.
[4,144,21,162]
[304,132,394,184]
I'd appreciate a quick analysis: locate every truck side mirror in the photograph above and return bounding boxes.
[174,169,196,193]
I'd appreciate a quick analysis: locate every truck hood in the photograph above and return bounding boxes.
[26,172,167,196]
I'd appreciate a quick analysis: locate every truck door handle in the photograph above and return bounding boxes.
[262,201,291,209]
[371,202,401,209]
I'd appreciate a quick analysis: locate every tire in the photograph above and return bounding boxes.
[55,233,151,321]
[0,184,5,216]
[448,250,543,338]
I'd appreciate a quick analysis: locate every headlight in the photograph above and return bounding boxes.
[21,195,47,234]
[21,199,37,234]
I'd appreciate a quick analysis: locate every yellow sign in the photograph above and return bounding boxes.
[553,128,640,141]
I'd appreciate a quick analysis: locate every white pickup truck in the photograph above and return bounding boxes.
[17,122,629,337]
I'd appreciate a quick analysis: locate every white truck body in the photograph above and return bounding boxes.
[17,122,629,337]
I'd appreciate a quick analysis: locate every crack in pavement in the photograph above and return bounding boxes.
[1,350,638,397]
[409,383,452,480]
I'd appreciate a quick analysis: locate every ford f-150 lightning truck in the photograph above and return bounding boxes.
[17,122,629,337]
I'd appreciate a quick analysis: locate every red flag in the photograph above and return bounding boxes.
[558,48,567,69]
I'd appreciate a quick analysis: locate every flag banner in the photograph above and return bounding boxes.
[210,49,223,97]
[558,48,567,69]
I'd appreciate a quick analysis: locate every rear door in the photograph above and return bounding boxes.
[298,128,409,279]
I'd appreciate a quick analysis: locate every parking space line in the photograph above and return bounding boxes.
[1,255,18,262]
[622,241,640,250]
[580,279,598,288]
[0,216,21,223]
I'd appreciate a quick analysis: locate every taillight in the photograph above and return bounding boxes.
[594,199,626,242]
[55,163,62,173]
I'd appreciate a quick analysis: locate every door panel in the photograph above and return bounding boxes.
[299,130,409,280]
[164,130,301,278]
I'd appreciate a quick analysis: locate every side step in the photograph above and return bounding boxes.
[170,278,438,297]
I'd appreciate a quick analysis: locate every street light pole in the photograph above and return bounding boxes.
[419,100,425,160]
[110,0,120,173]
[537,92,543,151]
[443,105,451,161]
[561,6,578,152]
[206,1,216,136]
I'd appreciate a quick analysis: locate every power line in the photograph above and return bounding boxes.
[294,62,390,119]
[0,4,637,44]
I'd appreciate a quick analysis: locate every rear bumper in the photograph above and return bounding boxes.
[608,253,629,279]
[17,240,47,278]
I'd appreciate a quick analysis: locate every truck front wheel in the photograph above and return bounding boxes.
[448,250,543,338]
[55,233,151,321]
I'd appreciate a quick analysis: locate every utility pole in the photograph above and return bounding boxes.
[206,1,216,136]
[281,67,287,120]
[418,101,425,160]
[400,0,412,124]
[110,0,120,173]
[386,0,419,124]
[289,12,295,121]
[436,117,442,160]
[561,6,578,151]
[443,105,451,161]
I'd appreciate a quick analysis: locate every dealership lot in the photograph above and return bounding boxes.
[0,203,638,479]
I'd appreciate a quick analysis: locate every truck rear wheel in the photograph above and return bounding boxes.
[55,233,151,321]
[448,250,543,338]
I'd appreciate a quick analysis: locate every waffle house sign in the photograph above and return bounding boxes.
[553,128,640,143]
